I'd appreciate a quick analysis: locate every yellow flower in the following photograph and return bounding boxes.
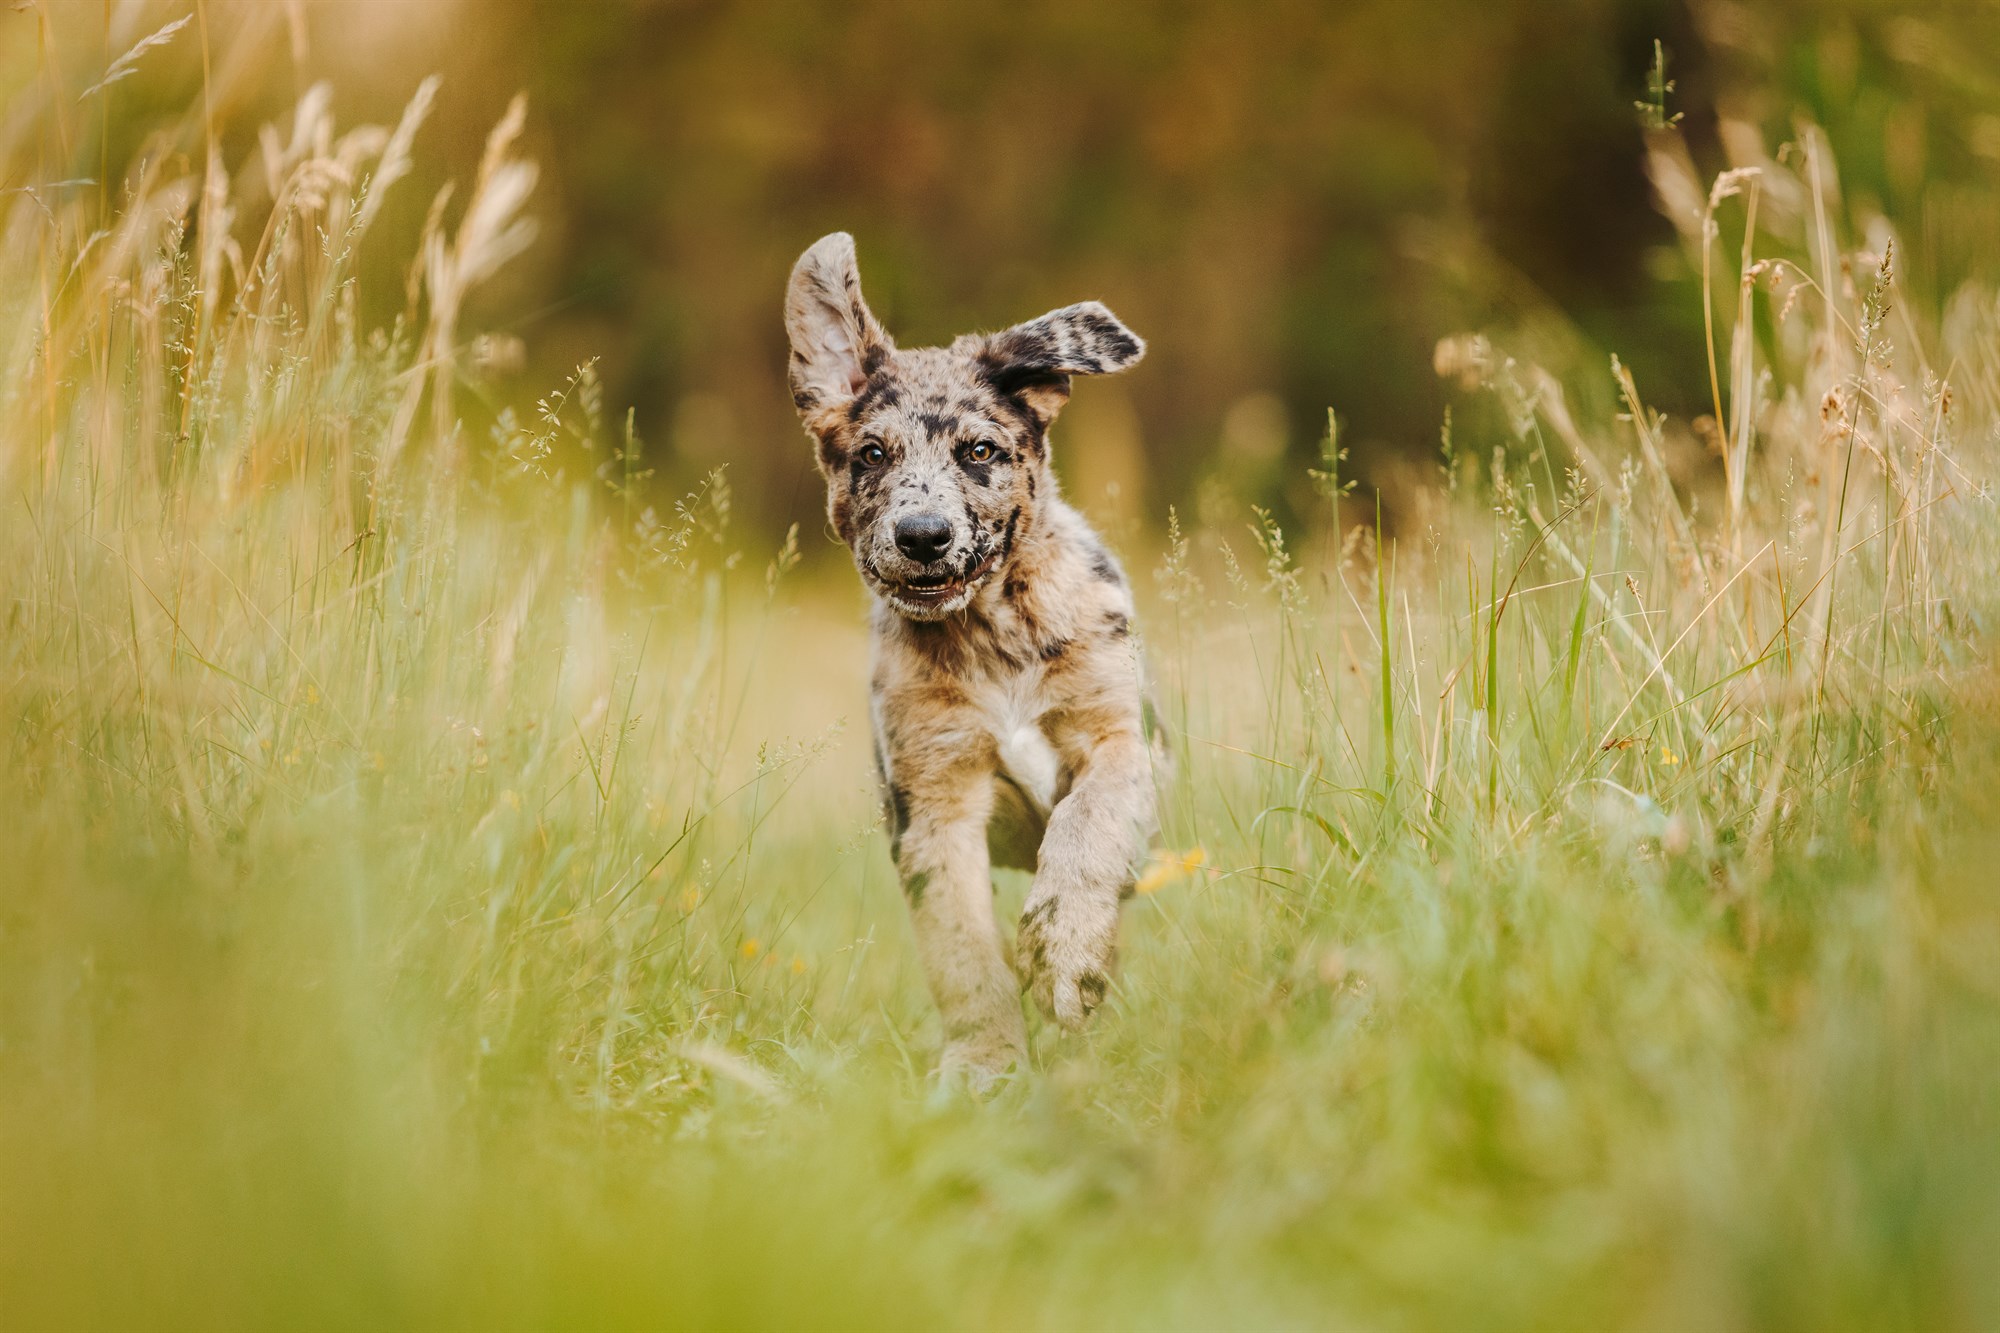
[1133,845,1207,895]
[790,955,807,975]
[1660,747,1680,766]
[740,937,761,961]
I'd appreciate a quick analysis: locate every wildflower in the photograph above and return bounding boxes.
[790,956,807,975]
[740,937,761,960]
[1661,747,1680,767]
[1134,845,1207,895]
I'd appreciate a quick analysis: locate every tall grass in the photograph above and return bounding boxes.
[7,29,2000,1331]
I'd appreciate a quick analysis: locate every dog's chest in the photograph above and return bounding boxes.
[969,672,1061,815]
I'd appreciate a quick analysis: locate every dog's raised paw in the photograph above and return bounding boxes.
[1015,892,1118,1031]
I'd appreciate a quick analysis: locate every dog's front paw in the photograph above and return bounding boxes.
[1015,891,1118,1031]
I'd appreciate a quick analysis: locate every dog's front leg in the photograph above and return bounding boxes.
[1018,727,1154,1030]
[892,748,1027,1086]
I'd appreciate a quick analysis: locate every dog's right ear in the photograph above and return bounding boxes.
[785,233,892,420]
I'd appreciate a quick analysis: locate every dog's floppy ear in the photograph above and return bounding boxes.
[975,302,1146,429]
[785,232,893,418]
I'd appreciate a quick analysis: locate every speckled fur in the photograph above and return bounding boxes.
[785,233,1165,1087]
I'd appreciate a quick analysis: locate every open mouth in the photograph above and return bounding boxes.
[890,550,1000,607]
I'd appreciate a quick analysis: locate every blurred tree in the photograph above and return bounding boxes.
[440,0,1728,533]
[19,0,2000,537]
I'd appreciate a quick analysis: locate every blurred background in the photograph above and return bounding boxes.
[13,0,2000,538]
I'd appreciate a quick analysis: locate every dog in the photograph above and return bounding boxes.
[784,233,1164,1086]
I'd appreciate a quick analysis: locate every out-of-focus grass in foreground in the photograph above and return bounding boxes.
[7,47,2000,1333]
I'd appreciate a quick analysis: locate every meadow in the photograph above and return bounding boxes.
[6,34,2000,1333]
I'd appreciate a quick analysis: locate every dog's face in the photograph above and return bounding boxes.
[784,233,1144,620]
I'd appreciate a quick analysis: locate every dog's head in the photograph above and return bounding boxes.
[784,233,1145,621]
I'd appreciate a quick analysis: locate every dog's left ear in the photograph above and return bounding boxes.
[974,301,1146,429]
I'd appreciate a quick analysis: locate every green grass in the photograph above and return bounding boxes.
[7,71,2000,1332]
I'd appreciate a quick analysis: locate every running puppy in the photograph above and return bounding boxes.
[784,233,1163,1086]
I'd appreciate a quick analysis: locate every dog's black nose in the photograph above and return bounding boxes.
[894,513,953,564]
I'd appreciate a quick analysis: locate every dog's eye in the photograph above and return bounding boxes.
[858,442,888,467]
[965,440,996,463]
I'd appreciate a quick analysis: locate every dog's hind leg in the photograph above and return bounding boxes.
[986,773,1047,873]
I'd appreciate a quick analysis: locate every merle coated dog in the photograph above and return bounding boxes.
[783,233,1165,1085]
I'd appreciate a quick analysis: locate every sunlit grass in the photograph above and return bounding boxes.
[6,34,2000,1332]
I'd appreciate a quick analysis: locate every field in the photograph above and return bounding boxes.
[8,38,2000,1333]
